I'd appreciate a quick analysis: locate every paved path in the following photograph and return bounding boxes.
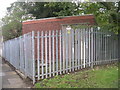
[1,59,33,88]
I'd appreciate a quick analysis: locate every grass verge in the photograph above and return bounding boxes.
[34,63,118,88]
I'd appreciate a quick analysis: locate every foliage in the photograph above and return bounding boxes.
[35,63,118,88]
[26,2,78,18]
[29,2,119,34]
[2,2,34,41]
[44,2,79,16]
[73,2,119,34]
[2,20,22,40]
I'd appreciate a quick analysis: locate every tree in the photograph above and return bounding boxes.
[33,2,119,33]
[2,2,34,41]
[73,2,119,34]
[44,2,79,17]
[26,2,78,19]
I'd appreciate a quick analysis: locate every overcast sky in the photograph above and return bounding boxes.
[0,0,17,19]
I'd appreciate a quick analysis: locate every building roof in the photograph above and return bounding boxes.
[23,14,95,25]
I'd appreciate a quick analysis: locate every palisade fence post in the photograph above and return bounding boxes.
[113,36,115,60]
[112,35,114,61]
[6,41,7,60]
[17,38,20,69]
[49,30,52,77]
[109,33,111,62]
[79,29,82,68]
[107,32,109,62]
[69,29,72,71]
[75,29,78,70]
[23,34,27,76]
[41,31,44,79]
[7,41,8,61]
[94,28,97,65]
[32,31,35,84]
[8,40,10,62]
[80,29,83,69]
[83,29,86,68]
[71,29,75,71]
[93,28,95,66]
[97,30,100,64]
[5,42,7,60]
[102,32,104,64]
[37,31,40,80]
[4,42,5,59]
[113,36,115,61]
[5,41,7,60]
[88,27,91,67]
[105,32,106,63]
[111,34,114,62]
[78,29,80,69]
[18,37,21,70]
[99,32,100,63]
[7,41,9,61]
[117,36,118,60]
[85,28,87,68]
[117,36,119,60]
[2,42,3,57]
[19,36,21,71]
[102,32,104,63]
[52,31,55,76]
[91,27,94,68]
[10,41,13,64]
[100,31,101,64]
[93,27,95,66]
[77,29,79,69]
[115,36,117,60]
[56,30,59,75]
[4,42,5,58]
[59,30,62,74]
[4,42,6,59]
[116,38,118,60]
[6,42,7,60]
[45,31,48,78]
[2,42,3,58]
[9,41,11,64]
[3,42,5,58]
[22,36,25,73]
[65,29,68,73]
[5,42,6,60]
[86,28,88,67]
[95,28,97,64]
[62,30,65,73]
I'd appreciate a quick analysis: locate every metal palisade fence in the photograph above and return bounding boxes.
[2,27,118,84]
[2,32,35,83]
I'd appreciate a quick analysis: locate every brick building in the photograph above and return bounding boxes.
[22,14,96,60]
[22,14,96,34]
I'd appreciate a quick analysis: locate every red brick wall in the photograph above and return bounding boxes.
[22,15,96,34]
[22,15,96,60]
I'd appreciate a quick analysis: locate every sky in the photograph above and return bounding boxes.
[0,0,17,19]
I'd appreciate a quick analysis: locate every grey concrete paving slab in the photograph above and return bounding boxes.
[2,59,33,88]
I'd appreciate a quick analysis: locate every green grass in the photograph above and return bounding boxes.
[34,63,118,88]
